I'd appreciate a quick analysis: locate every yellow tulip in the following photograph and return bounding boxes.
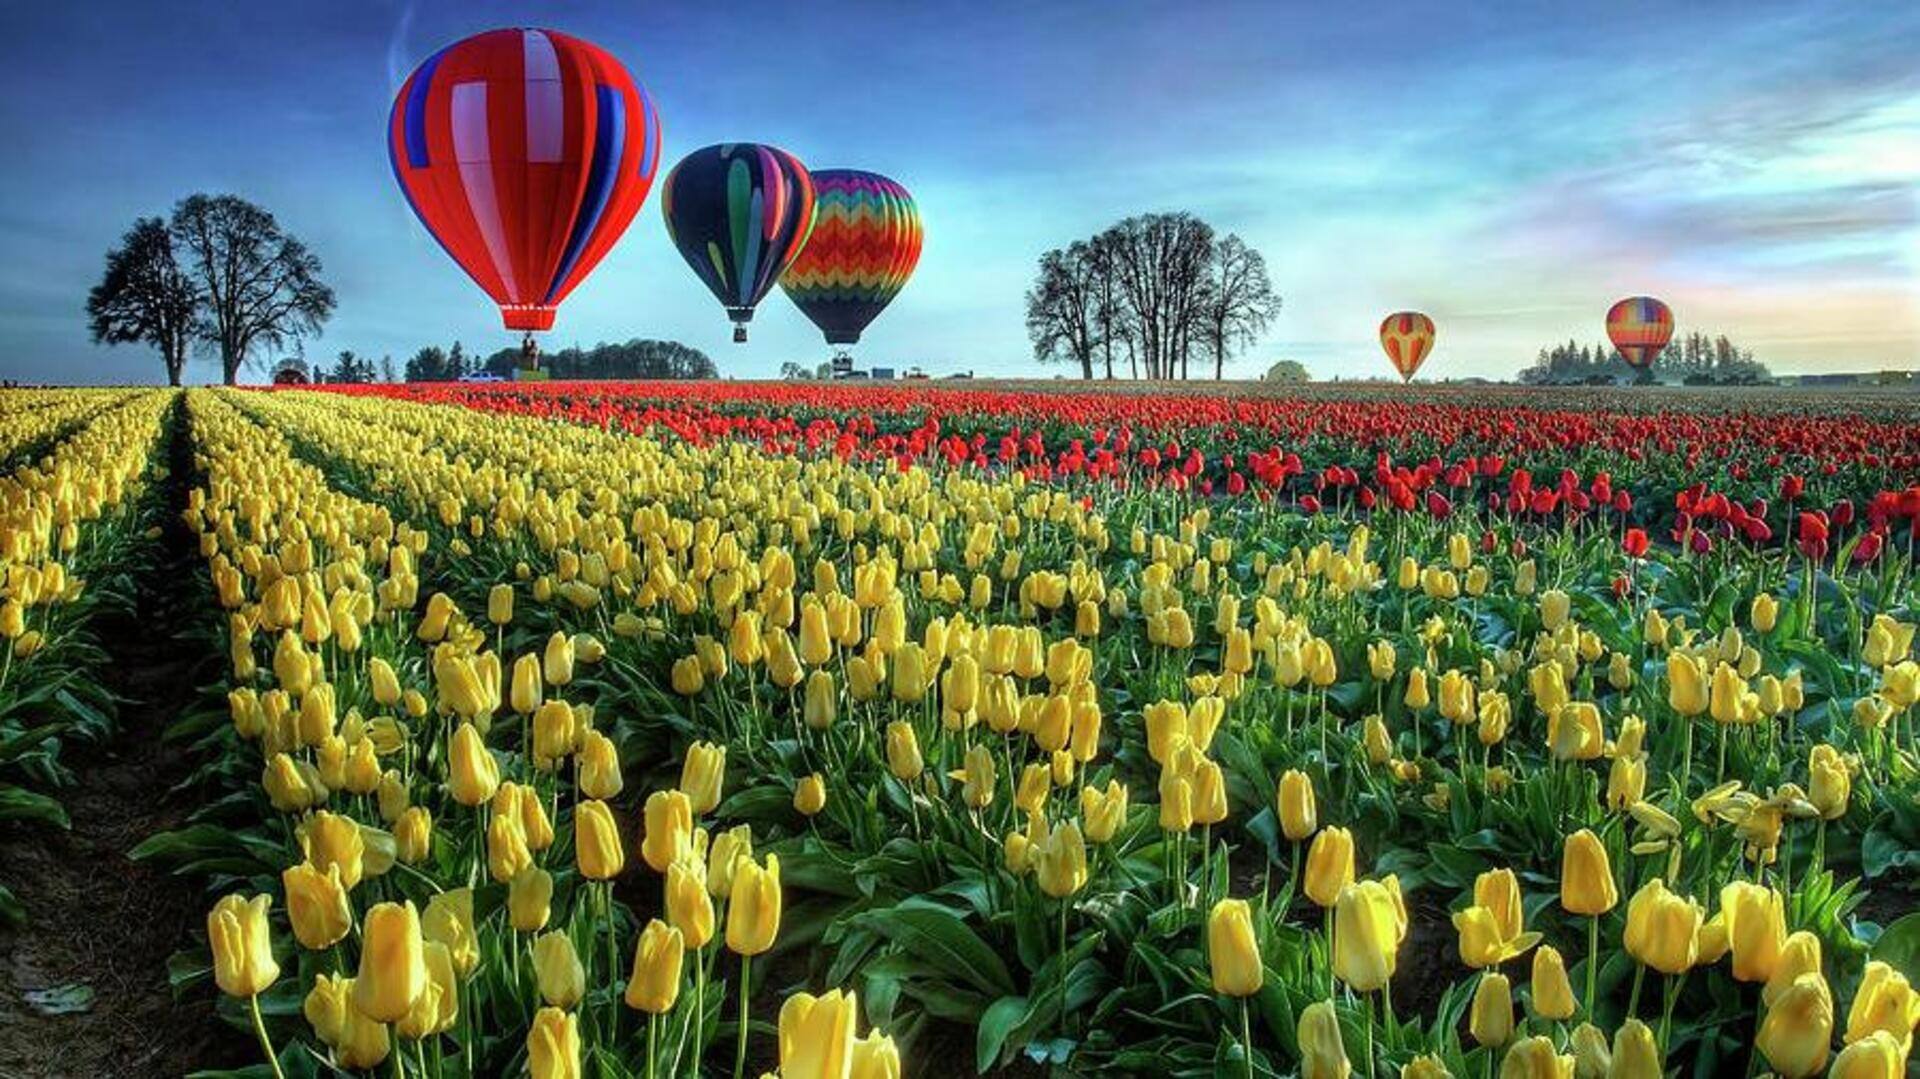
[354,900,426,1022]
[1304,826,1355,908]
[778,989,857,1079]
[335,1002,392,1069]
[641,789,694,873]
[1764,931,1824,1008]
[1666,651,1708,715]
[1828,1032,1906,1079]
[528,1006,581,1079]
[531,931,585,1009]
[1278,769,1317,841]
[727,854,782,956]
[625,919,684,1014]
[850,1030,902,1079]
[885,721,923,781]
[954,744,996,810]
[1845,960,1920,1046]
[1569,1023,1610,1078]
[1623,878,1702,975]
[667,861,715,948]
[1560,830,1617,915]
[304,972,352,1046]
[448,722,499,806]
[1402,1054,1452,1079]
[1297,999,1350,1079]
[575,798,625,880]
[1757,972,1834,1078]
[487,811,533,883]
[1079,780,1128,843]
[509,867,554,933]
[794,773,828,816]
[1207,898,1263,997]
[803,668,838,730]
[1529,945,1576,1020]
[707,824,754,899]
[394,806,433,864]
[1469,971,1513,1047]
[1034,820,1088,899]
[207,893,280,998]
[282,862,352,950]
[679,741,726,815]
[1720,881,1785,983]
[1500,1035,1572,1078]
[1334,879,1404,992]
[577,729,624,800]
[511,652,544,714]
[397,940,459,1040]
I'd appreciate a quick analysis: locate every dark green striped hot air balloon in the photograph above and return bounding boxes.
[660,143,816,342]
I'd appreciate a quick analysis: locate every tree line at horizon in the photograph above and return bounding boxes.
[291,338,719,384]
[1520,331,1771,385]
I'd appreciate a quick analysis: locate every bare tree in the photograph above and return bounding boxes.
[1100,213,1215,379]
[86,218,200,385]
[170,194,335,384]
[1088,234,1128,380]
[1025,241,1102,379]
[1196,234,1281,380]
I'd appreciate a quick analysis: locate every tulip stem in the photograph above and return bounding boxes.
[1585,915,1599,1020]
[1658,972,1684,1052]
[1362,991,1377,1078]
[247,993,285,1079]
[1239,997,1255,1079]
[1626,963,1645,1020]
[648,1012,659,1079]
[733,954,752,1079]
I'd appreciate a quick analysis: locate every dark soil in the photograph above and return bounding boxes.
[0,403,246,1077]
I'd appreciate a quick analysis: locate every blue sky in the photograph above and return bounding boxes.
[1,0,1915,384]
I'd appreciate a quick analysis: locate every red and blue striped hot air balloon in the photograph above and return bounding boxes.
[388,28,661,333]
[1379,312,1435,382]
[661,144,816,342]
[780,170,923,349]
[1606,296,1674,369]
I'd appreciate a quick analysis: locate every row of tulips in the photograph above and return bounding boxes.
[135,381,1920,1077]
[156,389,901,1078]
[0,388,170,923]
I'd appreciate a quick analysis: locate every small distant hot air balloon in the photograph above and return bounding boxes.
[388,28,662,342]
[661,143,816,342]
[1606,296,1674,369]
[780,170,923,354]
[1379,312,1435,382]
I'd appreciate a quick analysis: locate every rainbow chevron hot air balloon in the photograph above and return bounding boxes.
[1606,296,1674,369]
[780,170,923,348]
[661,143,815,342]
[1379,312,1435,382]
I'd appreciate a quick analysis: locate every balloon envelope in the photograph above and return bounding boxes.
[388,28,662,332]
[780,170,923,347]
[1379,312,1435,382]
[661,143,816,340]
[1606,296,1674,368]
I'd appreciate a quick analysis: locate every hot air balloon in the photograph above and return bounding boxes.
[661,143,815,342]
[388,28,661,345]
[1606,296,1673,369]
[780,170,922,356]
[1379,312,1435,382]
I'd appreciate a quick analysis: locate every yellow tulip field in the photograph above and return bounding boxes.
[1,382,1918,1078]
